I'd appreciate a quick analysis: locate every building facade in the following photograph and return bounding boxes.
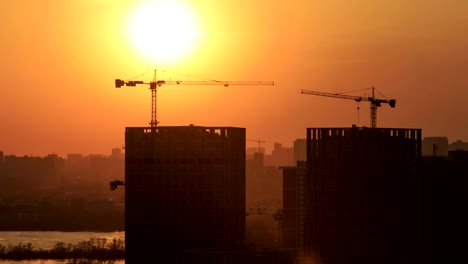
[281,162,307,263]
[283,126,426,264]
[125,126,246,262]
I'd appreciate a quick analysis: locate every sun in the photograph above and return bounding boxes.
[125,0,201,65]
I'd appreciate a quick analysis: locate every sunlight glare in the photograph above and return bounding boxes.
[125,0,201,65]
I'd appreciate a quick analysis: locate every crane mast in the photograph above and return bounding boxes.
[151,71,157,127]
[115,70,274,127]
[301,87,396,128]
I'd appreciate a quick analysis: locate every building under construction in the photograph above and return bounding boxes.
[282,126,426,264]
[124,126,246,262]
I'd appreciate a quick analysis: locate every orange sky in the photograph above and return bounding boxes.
[1,0,467,157]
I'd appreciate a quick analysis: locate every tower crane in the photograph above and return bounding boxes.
[301,87,396,128]
[247,138,266,153]
[115,69,274,127]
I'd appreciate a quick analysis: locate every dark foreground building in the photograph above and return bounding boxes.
[125,126,245,262]
[420,150,468,263]
[283,126,426,264]
[185,247,296,264]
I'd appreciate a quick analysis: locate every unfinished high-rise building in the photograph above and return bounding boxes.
[282,126,425,264]
[124,126,245,262]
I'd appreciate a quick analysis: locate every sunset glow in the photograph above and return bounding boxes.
[125,0,201,65]
[1,1,467,262]
[1,0,468,157]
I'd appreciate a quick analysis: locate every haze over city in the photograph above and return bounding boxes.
[1,0,467,157]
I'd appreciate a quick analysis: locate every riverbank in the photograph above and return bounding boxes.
[0,237,124,261]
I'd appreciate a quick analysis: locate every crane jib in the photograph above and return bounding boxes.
[115,73,274,128]
[300,88,396,128]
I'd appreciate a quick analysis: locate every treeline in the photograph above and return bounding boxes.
[0,237,124,260]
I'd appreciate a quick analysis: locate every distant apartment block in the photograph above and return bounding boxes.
[422,136,449,156]
[449,139,468,151]
[293,139,306,163]
[280,161,307,253]
[0,150,124,232]
[421,137,468,156]
[264,142,294,166]
[1,154,64,188]
[111,147,123,160]
[124,126,246,262]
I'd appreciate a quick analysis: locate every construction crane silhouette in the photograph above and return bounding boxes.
[109,179,125,191]
[115,69,274,127]
[301,87,396,128]
[247,138,265,153]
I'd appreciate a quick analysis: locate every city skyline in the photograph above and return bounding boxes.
[1,0,468,157]
[2,134,468,158]
[1,124,466,262]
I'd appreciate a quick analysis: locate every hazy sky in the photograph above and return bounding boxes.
[1,0,467,157]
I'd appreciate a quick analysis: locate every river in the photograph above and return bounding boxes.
[0,231,125,264]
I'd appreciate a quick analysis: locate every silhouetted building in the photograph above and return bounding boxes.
[422,136,448,156]
[246,152,283,206]
[449,139,468,151]
[281,161,307,255]
[282,126,426,264]
[2,155,59,188]
[246,152,265,204]
[245,151,283,249]
[0,151,4,177]
[125,126,246,262]
[293,139,306,163]
[65,154,86,182]
[43,154,65,188]
[184,247,296,264]
[265,143,294,166]
[0,152,124,232]
[111,147,123,160]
